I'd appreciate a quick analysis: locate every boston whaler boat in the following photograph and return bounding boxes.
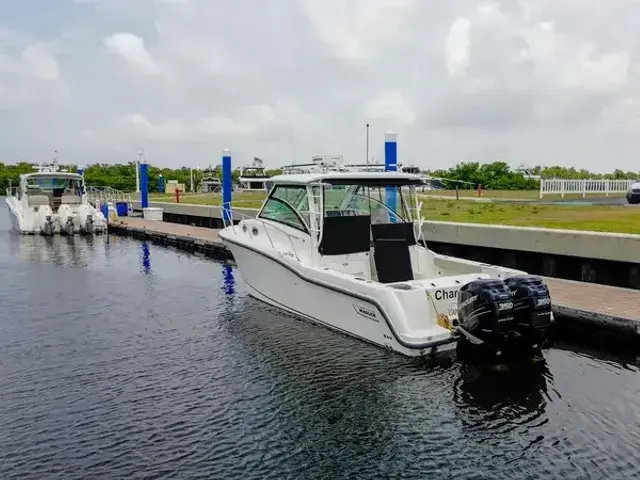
[218,171,553,357]
[5,160,107,235]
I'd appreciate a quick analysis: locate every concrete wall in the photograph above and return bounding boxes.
[129,200,640,289]
[423,221,640,264]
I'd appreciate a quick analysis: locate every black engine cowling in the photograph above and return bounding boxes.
[457,278,516,343]
[504,275,552,346]
[456,275,552,352]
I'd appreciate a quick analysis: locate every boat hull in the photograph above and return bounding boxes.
[4,197,107,235]
[221,232,457,357]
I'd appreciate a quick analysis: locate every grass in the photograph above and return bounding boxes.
[420,189,627,201]
[148,191,640,234]
[149,191,266,209]
[421,199,640,234]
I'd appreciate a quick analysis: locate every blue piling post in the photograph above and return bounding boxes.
[384,131,398,221]
[77,165,84,176]
[157,174,165,194]
[140,157,149,210]
[222,148,232,224]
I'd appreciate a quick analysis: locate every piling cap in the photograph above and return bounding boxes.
[385,131,397,142]
[223,148,231,154]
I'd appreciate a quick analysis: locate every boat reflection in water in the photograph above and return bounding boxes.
[140,241,152,275]
[12,232,100,269]
[218,293,556,477]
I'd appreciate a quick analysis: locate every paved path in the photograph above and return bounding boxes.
[114,217,640,329]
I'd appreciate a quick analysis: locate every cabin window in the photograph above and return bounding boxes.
[25,177,83,196]
[322,184,411,223]
[258,185,310,233]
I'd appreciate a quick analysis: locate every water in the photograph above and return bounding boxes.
[1,204,640,479]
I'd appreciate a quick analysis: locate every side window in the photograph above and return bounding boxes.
[258,185,309,232]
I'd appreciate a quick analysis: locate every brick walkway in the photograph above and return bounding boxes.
[544,277,640,321]
[114,217,640,322]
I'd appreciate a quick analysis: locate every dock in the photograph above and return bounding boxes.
[109,217,640,338]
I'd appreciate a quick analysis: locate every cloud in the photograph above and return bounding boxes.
[103,33,161,75]
[0,0,639,172]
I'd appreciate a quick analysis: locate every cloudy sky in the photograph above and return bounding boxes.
[1,0,639,172]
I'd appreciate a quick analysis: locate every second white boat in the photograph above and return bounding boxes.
[5,161,107,235]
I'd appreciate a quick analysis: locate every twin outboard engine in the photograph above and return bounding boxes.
[505,275,552,348]
[456,275,552,355]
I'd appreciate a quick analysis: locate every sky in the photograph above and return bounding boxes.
[1,0,640,172]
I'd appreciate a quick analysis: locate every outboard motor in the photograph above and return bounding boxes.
[84,214,94,234]
[41,215,55,236]
[63,217,75,235]
[504,275,552,348]
[457,278,516,349]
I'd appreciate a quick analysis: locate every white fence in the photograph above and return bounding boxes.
[539,179,636,198]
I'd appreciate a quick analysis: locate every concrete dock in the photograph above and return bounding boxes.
[109,217,640,339]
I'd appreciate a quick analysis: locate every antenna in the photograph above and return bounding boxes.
[365,123,370,169]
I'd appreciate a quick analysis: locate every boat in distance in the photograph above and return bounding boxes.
[218,170,554,358]
[5,161,107,235]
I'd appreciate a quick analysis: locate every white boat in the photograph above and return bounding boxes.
[5,161,107,235]
[218,171,553,358]
[238,157,271,191]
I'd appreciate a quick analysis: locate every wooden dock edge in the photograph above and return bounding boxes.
[107,223,640,341]
[107,223,233,261]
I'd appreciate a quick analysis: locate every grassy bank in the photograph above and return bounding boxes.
[421,199,640,234]
[421,189,627,201]
[148,192,640,234]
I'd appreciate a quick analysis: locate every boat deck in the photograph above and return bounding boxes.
[111,217,640,335]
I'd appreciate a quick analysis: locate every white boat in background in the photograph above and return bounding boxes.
[218,170,554,358]
[238,157,271,191]
[5,160,107,235]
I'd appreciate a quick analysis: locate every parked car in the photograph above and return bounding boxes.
[627,182,640,204]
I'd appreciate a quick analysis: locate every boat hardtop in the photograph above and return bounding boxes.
[267,171,424,185]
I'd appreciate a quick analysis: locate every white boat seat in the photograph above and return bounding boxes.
[28,195,50,207]
[61,195,81,205]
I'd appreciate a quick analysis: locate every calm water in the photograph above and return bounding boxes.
[1,205,640,479]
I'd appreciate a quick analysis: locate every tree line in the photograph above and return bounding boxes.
[0,160,638,193]
[426,162,640,190]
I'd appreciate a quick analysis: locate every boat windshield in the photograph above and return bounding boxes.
[241,168,267,177]
[323,183,414,223]
[258,185,310,232]
[25,175,83,196]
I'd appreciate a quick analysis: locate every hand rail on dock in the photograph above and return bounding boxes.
[85,186,134,208]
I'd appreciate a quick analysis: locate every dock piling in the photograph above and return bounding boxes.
[222,148,232,224]
[140,156,149,209]
[385,131,398,221]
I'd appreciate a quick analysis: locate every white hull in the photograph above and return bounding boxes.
[5,196,107,235]
[218,170,554,359]
[222,232,458,357]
